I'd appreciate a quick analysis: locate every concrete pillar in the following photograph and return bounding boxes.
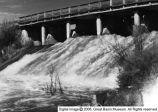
[66,22,71,39]
[110,0,113,6]
[133,12,141,37]
[96,17,102,36]
[134,12,140,26]
[41,26,46,45]
[21,29,29,38]
[92,95,98,106]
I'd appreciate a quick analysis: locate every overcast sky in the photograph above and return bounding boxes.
[0,0,96,22]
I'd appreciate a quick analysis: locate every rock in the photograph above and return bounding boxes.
[102,28,110,35]
[72,31,79,38]
[45,34,57,45]
[33,41,41,46]
[140,23,148,33]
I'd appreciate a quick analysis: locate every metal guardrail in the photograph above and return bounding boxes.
[19,0,158,25]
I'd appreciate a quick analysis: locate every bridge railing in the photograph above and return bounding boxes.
[19,0,157,25]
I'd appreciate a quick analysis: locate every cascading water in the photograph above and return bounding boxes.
[0,33,157,111]
[143,78,158,106]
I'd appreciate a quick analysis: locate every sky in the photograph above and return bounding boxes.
[0,0,97,23]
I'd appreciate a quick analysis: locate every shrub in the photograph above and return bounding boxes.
[0,20,21,49]
[44,64,63,95]
[0,20,23,62]
[115,32,158,90]
[98,29,158,106]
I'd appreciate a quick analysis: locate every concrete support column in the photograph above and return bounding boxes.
[134,12,140,26]
[41,26,46,45]
[133,12,141,37]
[21,29,29,38]
[66,22,71,39]
[96,17,102,36]
[110,0,113,6]
[92,95,97,106]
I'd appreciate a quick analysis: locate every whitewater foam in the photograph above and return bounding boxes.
[0,53,43,76]
[0,33,158,110]
[143,78,158,106]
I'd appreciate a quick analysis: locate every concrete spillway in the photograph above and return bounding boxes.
[0,32,158,111]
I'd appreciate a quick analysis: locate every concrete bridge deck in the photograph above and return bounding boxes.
[19,0,158,45]
[19,0,158,26]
